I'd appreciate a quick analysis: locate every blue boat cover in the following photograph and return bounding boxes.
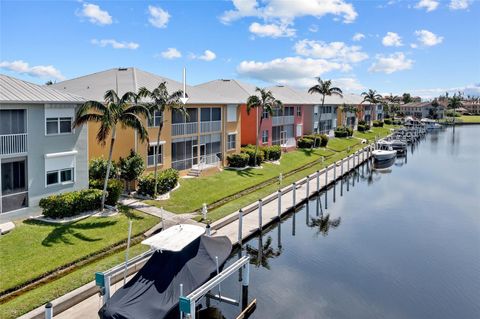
[99,235,232,319]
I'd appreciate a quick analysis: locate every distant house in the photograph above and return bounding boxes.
[0,74,88,216]
[398,101,445,119]
[463,101,480,115]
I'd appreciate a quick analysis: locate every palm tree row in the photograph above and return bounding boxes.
[74,83,184,211]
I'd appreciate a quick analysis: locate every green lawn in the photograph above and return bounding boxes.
[353,125,396,142]
[326,137,361,152]
[0,243,150,319]
[0,207,159,294]
[460,115,480,123]
[146,147,335,214]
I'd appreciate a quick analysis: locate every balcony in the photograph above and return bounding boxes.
[172,122,198,136]
[272,116,295,126]
[200,121,221,133]
[1,133,27,155]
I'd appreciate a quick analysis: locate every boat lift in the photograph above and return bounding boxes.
[179,255,254,319]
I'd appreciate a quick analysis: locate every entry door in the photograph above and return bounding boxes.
[192,145,198,165]
[280,131,287,145]
[200,144,206,163]
[1,158,28,213]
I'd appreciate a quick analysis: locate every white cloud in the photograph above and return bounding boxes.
[382,32,403,47]
[249,22,295,38]
[160,48,182,59]
[237,56,349,88]
[352,33,365,41]
[192,50,217,61]
[369,52,413,74]
[91,39,139,50]
[148,5,170,28]
[294,39,368,64]
[410,43,418,48]
[410,84,480,99]
[414,29,444,46]
[449,0,472,10]
[331,77,365,91]
[221,0,358,25]
[415,0,439,12]
[0,60,65,81]
[79,3,112,25]
[309,24,319,33]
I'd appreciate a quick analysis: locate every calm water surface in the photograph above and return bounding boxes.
[207,125,480,319]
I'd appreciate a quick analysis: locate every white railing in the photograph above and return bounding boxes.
[200,121,221,133]
[320,113,333,120]
[272,115,295,126]
[172,122,198,136]
[0,133,27,155]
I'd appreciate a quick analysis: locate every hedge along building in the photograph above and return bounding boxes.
[197,80,306,150]
[0,74,88,218]
[51,68,242,176]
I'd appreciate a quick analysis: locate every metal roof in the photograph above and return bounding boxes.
[51,68,234,105]
[0,74,85,104]
[195,79,257,103]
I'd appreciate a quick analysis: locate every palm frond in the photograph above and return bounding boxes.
[104,89,120,105]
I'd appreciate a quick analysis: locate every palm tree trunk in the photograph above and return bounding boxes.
[254,115,263,167]
[101,126,116,211]
[153,122,163,197]
[314,95,325,148]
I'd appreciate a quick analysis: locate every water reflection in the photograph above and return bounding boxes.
[246,234,281,270]
[309,214,341,237]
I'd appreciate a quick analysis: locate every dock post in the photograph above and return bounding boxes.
[179,284,184,319]
[341,158,344,176]
[306,175,310,198]
[242,260,250,310]
[45,302,53,319]
[292,182,296,207]
[238,209,243,245]
[325,166,328,186]
[334,162,337,180]
[103,275,111,304]
[347,154,350,172]
[316,170,320,191]
[277,190,282,218]
[206,223,211,236]
[258,199,263,231]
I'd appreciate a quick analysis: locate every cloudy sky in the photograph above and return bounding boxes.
[1,0,479,98]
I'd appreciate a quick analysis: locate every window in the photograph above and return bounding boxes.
[314,106,319,115]
[227,133,236,150]
[0,110,26,134]
[46,168,74,186]
[227,105,237,122]
[283,107,294,116]
[296,106,302,117]
[148,110,162,127]
[262,130,268,144]
[262,109,269,119]
[46,117,72,135]
[147,145,163,166]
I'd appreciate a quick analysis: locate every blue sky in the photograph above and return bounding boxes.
[1,0,479,98]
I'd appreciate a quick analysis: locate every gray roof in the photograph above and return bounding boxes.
[195,79,257,103]
[0,74,85,104]
[51,68,231,105]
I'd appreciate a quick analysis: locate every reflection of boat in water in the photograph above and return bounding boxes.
[99,225,232,319]
[373,141,397,161]
[373,157,395,171]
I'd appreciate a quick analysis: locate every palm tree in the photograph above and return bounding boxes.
[447,93,463,127]
[246,235,281,270]
[74,90,150,211]
[309,214,341,236]
[138,82,185,197]
[308,77,343,142]
[361,89,383,124]
[385,94,400,118]
[246,88,283,166]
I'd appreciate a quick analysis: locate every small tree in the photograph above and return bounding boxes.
[119,150,145,192]
[402,93,413,104]
[361,89,383,124]
[89,157,119,180]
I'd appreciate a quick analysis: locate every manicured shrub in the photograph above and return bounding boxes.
[319,134,329,147]
[445,110,461,117]
[357,124,368,132]
[119,150,145,183]
[334,127,353,138]
[358,120,367,126]
[137,168,179,197]
[372,120,384,127]
[39,189,103,218]
[240,147,264,166]
[262,145,282,161]
[297,137,314,148]
[227,153,250,168]
[89,158,119,180]
[89,179,123,206]
[384,118,392,125]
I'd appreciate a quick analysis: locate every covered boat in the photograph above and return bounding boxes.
[99,225,232,319]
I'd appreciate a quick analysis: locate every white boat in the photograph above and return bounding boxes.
[373,141,397,161]
[390,139,407,152]
[421,118,442,130]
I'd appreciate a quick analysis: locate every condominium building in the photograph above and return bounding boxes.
[301,92,342,136]
[0,74,88,216]
[399,102,445,119]
[52,68,241,174]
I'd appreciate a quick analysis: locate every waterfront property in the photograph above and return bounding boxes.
[399,101,445,119]
[0,75,88,217]
[52,68,242,175]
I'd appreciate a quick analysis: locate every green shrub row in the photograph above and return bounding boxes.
[240,146,264,166]
[137,168,179,197]
[227,153,250,168]
[357,124,370,132]
[89,158,119,180]
[89,179,123,206]
[372,120,384,127]
[39,189,103,219]
[262,145,282,161]
[384,118,392,125]
[334,127,353,138]
[302,134,329,147]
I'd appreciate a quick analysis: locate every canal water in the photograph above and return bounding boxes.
[206,125,480,319]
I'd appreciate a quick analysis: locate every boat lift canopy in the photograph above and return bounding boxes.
[142,224,205,252]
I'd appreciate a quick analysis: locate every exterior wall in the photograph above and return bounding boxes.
[88,122,136,162]
[240,104,259,146]
[303,106,314,134]
[0,103,88,214]
[224,104,242,164]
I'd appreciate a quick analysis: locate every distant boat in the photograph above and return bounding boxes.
[373,141,397,161]
[421,118,442,130]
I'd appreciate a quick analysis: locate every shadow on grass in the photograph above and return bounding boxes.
[299,148,314,157]
[118,205,145,220]
[235,168,256,177]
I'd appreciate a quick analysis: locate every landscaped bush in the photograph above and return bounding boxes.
[372,120,384,127]
[89,158,119,180]
[445,110,461,117]
[358,120,367,126]
[384,118,392,125]
[89,179,123,206]
[301,134,329,147]
[319,134,329,147]
[334,127,353,138]
[39,189,103,218]
[227,153,250,168]
[262,145,282,161]
[357,124,368,132]
[137,168,179,197]
[240,146,264,166]
[297,137,314,148]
